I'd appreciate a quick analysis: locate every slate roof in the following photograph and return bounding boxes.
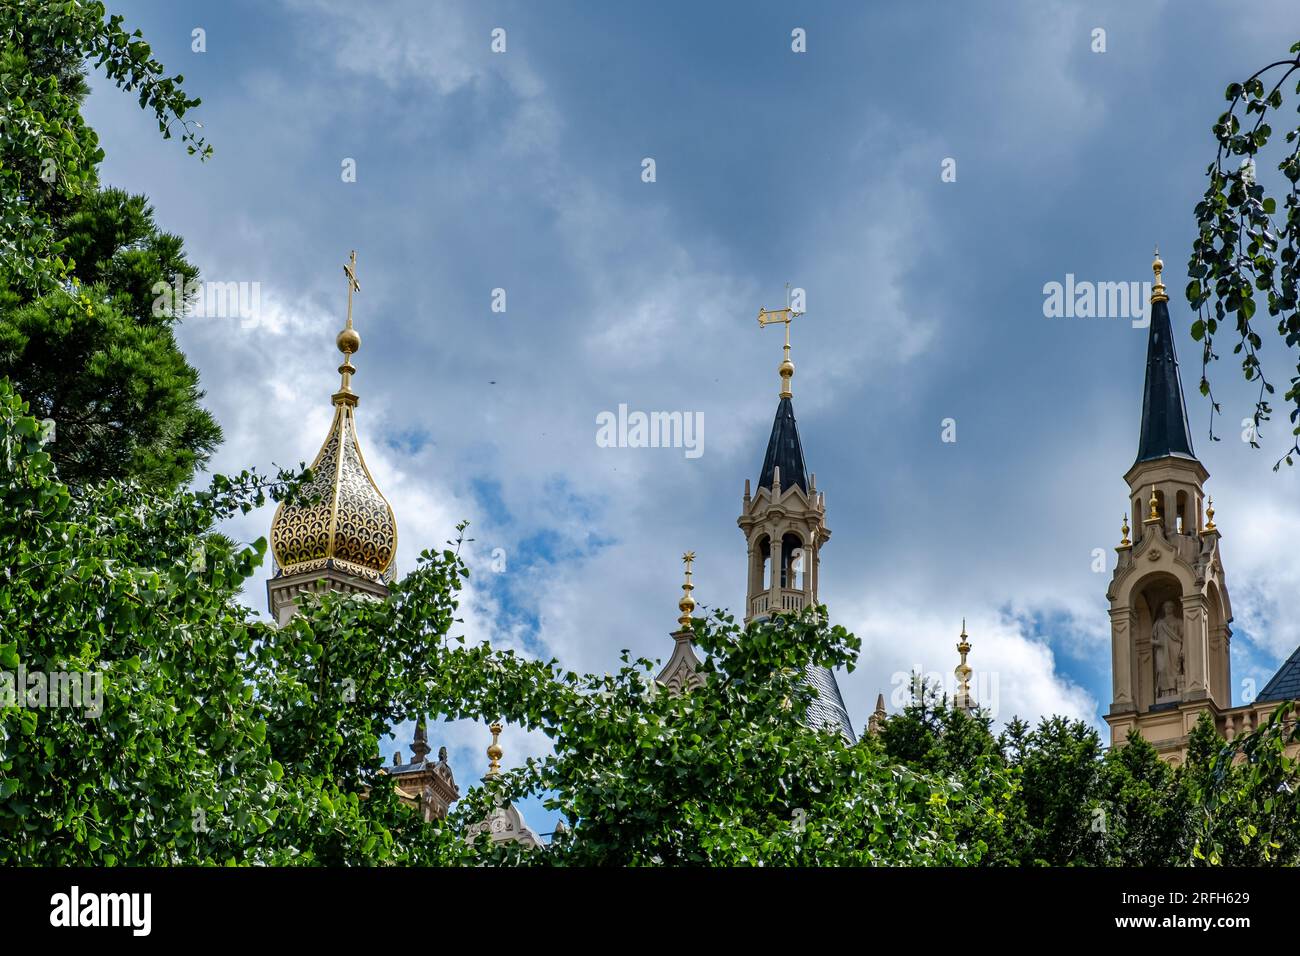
[1135,296,1198,465]
[1258,645,1300,702]
[758,397,809,493]
[804,662,857,744]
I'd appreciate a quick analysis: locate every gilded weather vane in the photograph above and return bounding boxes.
[757,283,802,399]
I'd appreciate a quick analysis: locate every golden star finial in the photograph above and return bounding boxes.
[677,551,697,629]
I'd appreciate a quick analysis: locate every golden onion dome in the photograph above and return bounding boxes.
[269,251,397,584]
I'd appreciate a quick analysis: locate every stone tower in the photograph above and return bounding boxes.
[1105,250,1234,755]
[738,301,855,742]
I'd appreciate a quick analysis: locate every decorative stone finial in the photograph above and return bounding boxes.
[954,622,974,713]
[868,692,888,735]
[411,715,431,762]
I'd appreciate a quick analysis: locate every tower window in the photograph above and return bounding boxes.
[781,532,804,590]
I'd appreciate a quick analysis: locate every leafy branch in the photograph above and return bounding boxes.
[1189,45,1300,469]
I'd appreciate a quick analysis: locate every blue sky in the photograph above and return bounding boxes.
[85,1,1300,832]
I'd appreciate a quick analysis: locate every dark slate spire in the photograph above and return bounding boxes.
[1135,250,1197,465]
[758,397,808,493]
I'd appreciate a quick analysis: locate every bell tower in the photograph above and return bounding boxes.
[738,298,854,742]
[739,302,829,622]
[1106,250,1233,752]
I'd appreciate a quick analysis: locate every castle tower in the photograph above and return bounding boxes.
[266,251,398,625]
[738,299,855,743]
[387,718,459,822]
[1105,250,1234,752]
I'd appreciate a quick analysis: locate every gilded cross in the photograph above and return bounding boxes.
[343,249,361,329]
[682,550,695,585]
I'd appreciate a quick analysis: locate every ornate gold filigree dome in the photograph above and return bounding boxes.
[269,251,397,584]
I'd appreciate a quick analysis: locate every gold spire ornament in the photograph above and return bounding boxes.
[1145,485,1161,525]
[335,249,362,400]
[1150,246,1168,304]
[1119,513,1131,548]
[1205,497,1217,532]
[677,551,697,629]
[757,285,802,399]
[487,722,503,776]
[269,250,398,584]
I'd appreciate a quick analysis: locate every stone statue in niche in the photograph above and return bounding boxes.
[1152,600,1184,700]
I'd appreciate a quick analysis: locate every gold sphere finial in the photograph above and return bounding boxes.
[1205,496,1217,532]
[1150,245,1169,304]
[337,327,361,356]
[1120,512,1131,548]
[486,721,503,776]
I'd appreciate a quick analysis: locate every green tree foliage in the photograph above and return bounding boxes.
[877,681,1299,866]
[0,1,220,491]
[1001,716,1107,865]
[1189,43,1300,468]
[1097,731,1190,867]
[1187,707,1300,865]
[0,188,220,489]
[1,371,1295,866]
[0,0,208,287]
[0,381,1006,865]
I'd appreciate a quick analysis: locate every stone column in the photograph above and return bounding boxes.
[1109,605,1136,712]
[1181,593,1210,700]
[745,541,759,602]
[770,533,783,613]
